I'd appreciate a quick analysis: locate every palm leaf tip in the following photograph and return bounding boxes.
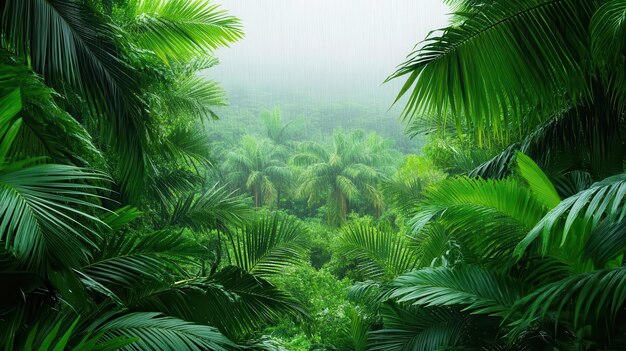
[389,0,594,144]
[131,0,244,64]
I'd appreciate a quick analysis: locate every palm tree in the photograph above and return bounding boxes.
[349,152,626,349]
[224,135,292,207]
[0,89,109,274]
[0,1,309,349]
[0,133,306,347]
[338,223,419,281]
[259,107,302,147]
[368,2,626,347]
[0,0,243,201]
[293,129,383,224]
[390,0,626,180]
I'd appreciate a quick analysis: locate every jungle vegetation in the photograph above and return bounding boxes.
[1,0,626,350]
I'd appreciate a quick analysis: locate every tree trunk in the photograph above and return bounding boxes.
[341,193,348,223]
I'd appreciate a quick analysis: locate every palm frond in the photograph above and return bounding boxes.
[468,144,519,180]
[516,173,626,257]
[413,223,459,268]
[164,74,227,122]
[129,0,243,64]
[336,175,359,201]
[92,311,234,351]
[515,152,560,209]
[102,205,142,232]
[338,223,418,280]
[168,183,252,232]
[347,309,369,351]
[149,168,204,208]
[390,265,521,316]
[512,266,626,328]
[381,175,424,218]
[469,83,624,181]
[0,61,104,168]
[20,316,133,351]
[228,212,306,276]
[0,87,22,160]
[132,266,305,340]
[413,177,545,233]
[209,266,306,337]
[411,176,547,261]
[0,163,109,271]
[160,126,214,169]
[552,170,593,198]
[369,303,468,351]
[389,0,594,145]
[293,141,330,166]
[583,220,626,267]
[2,0,151,200]
[591,0,626,105]
[83,230,202,292]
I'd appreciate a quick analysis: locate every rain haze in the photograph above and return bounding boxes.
[208,1,450,149]
[211,0,449,102]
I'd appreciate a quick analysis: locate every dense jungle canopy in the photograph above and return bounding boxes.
[1,0,626,350]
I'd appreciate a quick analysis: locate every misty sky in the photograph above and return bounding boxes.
[210,0,449,103]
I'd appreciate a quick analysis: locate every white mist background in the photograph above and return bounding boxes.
[210,0,449,103]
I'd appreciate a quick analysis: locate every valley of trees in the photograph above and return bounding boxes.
[1,0,626,350]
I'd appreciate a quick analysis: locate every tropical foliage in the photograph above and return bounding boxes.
[0,1,309,349]
[292,130,398,224]
[224,135,291,207]
[351,0,626,349]
[2,0,626,350]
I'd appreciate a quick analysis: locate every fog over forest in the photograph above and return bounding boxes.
[209,0,449,140]
[6,1,625,349]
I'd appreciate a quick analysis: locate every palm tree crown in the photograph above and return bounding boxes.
[224,135,292,207]
[293,129,384,224]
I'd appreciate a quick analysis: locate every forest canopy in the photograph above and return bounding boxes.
[1,0,626,350]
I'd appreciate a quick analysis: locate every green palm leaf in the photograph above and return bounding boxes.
[513,266,626,328]
[412,176,547,261]
[515,153,560,209]
[583,220,626,267]
[471,92,625,182]
[21,316,133,351]
[0,62,104,168]
[132,266,305,340]
[2,0,151,200]
[129,0,243,64]
[224,136,290,207]
[0,88,21,160]
[229,212,306,276]
[515,173,626,257]
[101,206,142,232]
[552,171,593,198]
[0,163,109,271]
[338,223,419,280]
[389,0,594,144]
[591,0,626,105]
[168,183,252,232]
[83,230,202,292]
[164,74,227,122]
[149,169,204,208]
[381,175,424,218]
[93,312,234,351]
[413,223,459,268]
[369,303,468,351]
[468,144,519,180]
[390,265,521,316]
[160,126,214,169]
